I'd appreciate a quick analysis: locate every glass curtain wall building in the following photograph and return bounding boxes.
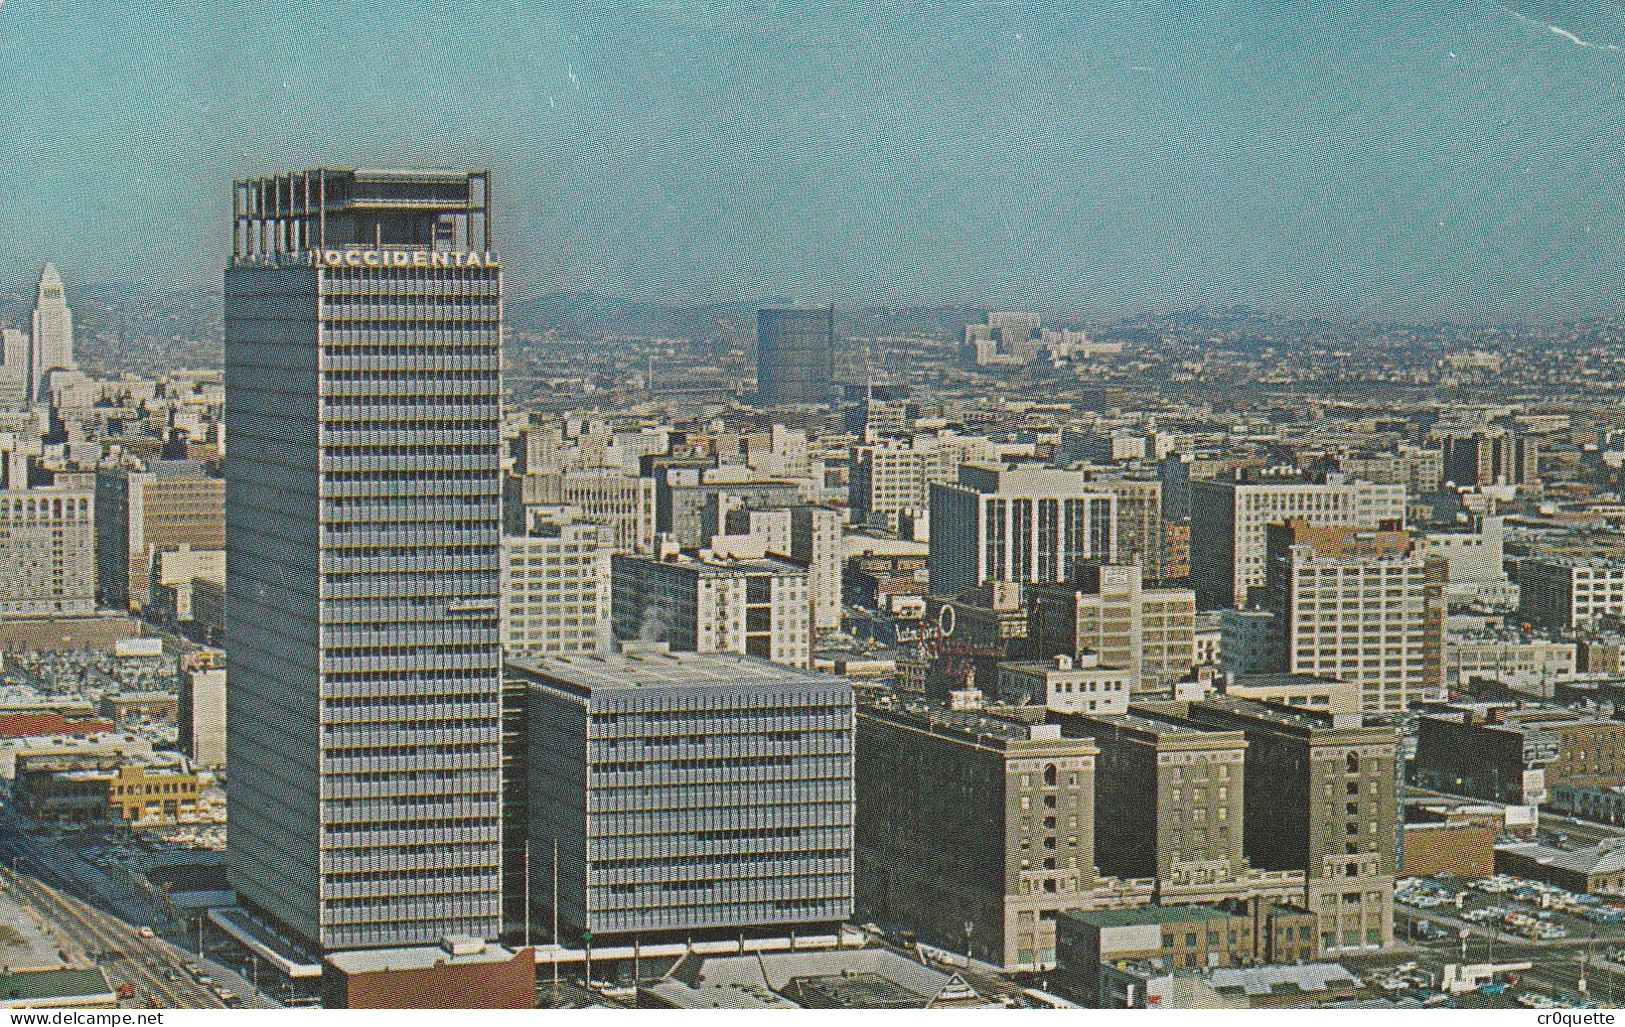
[224,168,504,951]
[756,305,835,407]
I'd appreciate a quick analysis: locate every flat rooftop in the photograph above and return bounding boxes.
[865,699,1074,747]
[508,647,841,693]
[0,968,114,1007]
[1193,695,1346,731]
[1063,903,1235,928]
[1076,710,1241,739]
[326,941,519,975]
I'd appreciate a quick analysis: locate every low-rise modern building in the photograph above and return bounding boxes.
[1495,840,1625,896]
[1220,673,1363,717]
[1415,704,1625,804]
[1400,822,1496,877]
[14,752,200,822]
[1053,902,1317,1007]
[1518,557,1625,631]
[510,647,854,945]
[322,937,536,1009]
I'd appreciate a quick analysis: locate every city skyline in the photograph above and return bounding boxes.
[5,0,1625,319]
[5,1,1625,1013]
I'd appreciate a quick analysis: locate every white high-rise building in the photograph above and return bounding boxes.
[0,484,96,617]
[224,168,503,952]
[928,463,1116,599]
[1190,474,1407,609]
[1263,522,1446,713]
[30,264,75,402]
[501,507,612,658]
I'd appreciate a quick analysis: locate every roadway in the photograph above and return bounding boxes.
[5,870,222,1009]
[0,803,266,1009]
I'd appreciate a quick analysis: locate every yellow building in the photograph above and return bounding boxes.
[106,762,200,821]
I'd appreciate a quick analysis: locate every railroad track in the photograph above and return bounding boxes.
[12,873,219,1009]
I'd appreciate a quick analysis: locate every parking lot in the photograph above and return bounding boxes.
[1357,870,1625,1009]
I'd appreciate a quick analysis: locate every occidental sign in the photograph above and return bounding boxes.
[311,249,498,269]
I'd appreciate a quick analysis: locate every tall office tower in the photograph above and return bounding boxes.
[1179,697,1397,954]
[511,648,854,944]
[95,460,225,612]
[1263,521,1446,713]
[856,700,1117,970]
[929,463,1116,599]
[756,305,835,407]
[1027,564,1197,692]
[30,264,75,401]
[1440,429,1540,491]
[1189,474,1406,610]
[500,507,611,658]
[0,330,30,409]
[0,484,96,616]
[224,168,503,952]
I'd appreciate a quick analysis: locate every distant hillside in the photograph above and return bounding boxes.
[510,292,993,341]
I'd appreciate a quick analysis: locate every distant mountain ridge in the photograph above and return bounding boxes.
[509,292,994,341]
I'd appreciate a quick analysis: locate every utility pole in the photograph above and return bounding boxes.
[551,838,560,998]
[523,843,531,949]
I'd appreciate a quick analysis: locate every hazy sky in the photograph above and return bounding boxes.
[3,0,1624,318]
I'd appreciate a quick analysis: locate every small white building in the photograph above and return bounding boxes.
[996,653,1132,715]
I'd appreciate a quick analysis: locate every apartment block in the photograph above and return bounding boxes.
[1177,697,1398,954]
[1190,474,1406,609]
[855,700,1133,970]
[611,544,811,667]
[1263,521,1446,712]
[1027,564,1197,692]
